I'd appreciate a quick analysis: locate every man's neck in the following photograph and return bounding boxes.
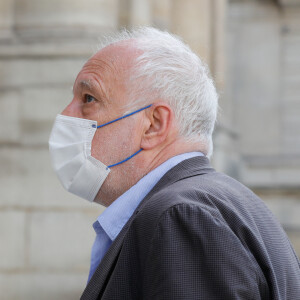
[95,138,205,207]
[143,138,205,175]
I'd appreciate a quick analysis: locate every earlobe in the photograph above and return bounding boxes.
[141,103,174,150]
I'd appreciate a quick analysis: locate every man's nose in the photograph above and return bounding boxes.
[61,99,82,117]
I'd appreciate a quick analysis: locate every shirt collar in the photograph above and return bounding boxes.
[94,152,204,241]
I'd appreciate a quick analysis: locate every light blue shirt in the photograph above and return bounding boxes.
[88,152,204,282]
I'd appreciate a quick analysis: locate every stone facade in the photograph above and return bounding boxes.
[0,0,299,299]
[224,0,300,255]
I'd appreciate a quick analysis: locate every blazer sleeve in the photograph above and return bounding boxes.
[142,203,264,300]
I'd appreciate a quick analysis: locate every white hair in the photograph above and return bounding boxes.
[97,27,218,157]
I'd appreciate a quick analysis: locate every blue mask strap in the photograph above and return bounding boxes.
[93,104,152,129]
[93,104,152,169]
[107,148,143,169]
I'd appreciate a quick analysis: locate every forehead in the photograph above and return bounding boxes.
[75,42,138,93]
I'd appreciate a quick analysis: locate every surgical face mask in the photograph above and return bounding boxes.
[48,104,152,202]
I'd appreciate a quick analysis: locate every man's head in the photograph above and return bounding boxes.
[61,27,218,206]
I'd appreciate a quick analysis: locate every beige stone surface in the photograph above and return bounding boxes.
[15,0,119,39]
[227,7,281,156]
[29,211,98,270]
[130,0,152,26]
[0,90,21,143]
[263,196,300,228]
[240,162,300,188]
[152,0,172,29]
[279,0,300,6]
[19,87,72,122]
[211,0,227,90]
[0,211,26,269]
[0,273,87,300]
[0,0,14,39]
[226,0,300,162]
[281,8,300,156]
[0,58,85,89]
[172,0,212,64]
[19,87,74,146]
[0,147,105,211]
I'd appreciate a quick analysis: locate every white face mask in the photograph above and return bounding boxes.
[48,105,151,202]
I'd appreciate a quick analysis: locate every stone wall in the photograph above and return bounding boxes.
[226,0,300,253]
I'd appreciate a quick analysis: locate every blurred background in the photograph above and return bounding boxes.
[0,0,299,299]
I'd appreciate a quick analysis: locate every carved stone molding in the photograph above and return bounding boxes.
[277,0,300,6]
[14,0,119,41]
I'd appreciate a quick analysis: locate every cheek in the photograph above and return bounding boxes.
[90,122,137,163]
[90,129,111,160]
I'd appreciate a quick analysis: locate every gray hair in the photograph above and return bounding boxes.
[98,27,218,157]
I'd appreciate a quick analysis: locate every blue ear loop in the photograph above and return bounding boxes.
[91,104,152,169]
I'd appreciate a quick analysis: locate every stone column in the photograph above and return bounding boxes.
[123,0,172,30]
[211,0,226,91]
[152,0,172,29]
[170,0,230,173]
[0,0,14,40]
[224,0,300,255]
[129,0,152,26]
[171,0,213,65]
[209,0,237,175]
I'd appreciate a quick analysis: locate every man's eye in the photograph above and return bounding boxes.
[85,94,96,103]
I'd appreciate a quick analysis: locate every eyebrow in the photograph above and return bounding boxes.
[73,79,108,102]
[72,80,93,95]
[79,80,93,91]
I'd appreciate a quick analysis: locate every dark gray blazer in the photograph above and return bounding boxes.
[81,156,300,300]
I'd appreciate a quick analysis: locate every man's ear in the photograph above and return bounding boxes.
[141,102,174,150]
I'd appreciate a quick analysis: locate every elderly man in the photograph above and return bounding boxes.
[49,27,300,299]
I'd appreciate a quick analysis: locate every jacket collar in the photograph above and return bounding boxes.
[137,156,213,209]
